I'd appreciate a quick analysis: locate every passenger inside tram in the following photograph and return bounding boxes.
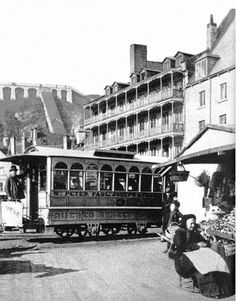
[115,178,125,191]
[72,178,83,190]
[128,178,138,191]
[53,171,67,189]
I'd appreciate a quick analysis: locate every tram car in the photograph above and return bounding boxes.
[0,146,163,238]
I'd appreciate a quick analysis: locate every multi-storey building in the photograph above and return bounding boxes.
[184,9,235,144]
[83,45,194,159]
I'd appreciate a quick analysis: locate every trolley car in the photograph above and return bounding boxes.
[0,146,163,238]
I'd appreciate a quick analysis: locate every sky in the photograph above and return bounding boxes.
[0,0,235,96]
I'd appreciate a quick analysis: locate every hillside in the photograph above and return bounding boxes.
[0,97,45,139]
[0,95,84,142]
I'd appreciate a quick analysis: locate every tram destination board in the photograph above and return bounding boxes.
[49,208,160,224]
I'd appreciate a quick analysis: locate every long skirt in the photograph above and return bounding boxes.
[175,254,234,298]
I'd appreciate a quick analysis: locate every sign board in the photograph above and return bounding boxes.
[0,201,23,227]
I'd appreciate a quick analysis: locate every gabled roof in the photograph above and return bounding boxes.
[210,9,235,52]
[162,56,176,63]
[195,52,220,62]
[130,72,140,77]
[139,68,160,74]
[111,82,129,88]
[174,51,194,58]
[159,125,235,167]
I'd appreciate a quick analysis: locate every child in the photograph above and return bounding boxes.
[162,198,182,253]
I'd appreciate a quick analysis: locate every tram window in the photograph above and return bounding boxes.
[70,163,83,190]
[100,165,113,190]
[128,166,139,191]
[85,163,98,190]
[115,165,126,191]
[153,170,162,192]
[39,162,47,191]
[141,167,152,191]
[53,162,68,189]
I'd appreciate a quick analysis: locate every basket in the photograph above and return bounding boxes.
[165,222,180,241]
[169,171,189,182]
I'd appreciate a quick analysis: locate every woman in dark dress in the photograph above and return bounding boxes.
[172,214,234,299]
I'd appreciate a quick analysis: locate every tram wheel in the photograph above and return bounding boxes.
[55,226,74,238]
[127,224,137,236]
[137,227,147,235]
[76,225,88,238]
[112,225,121,235]
[102,225,113,236]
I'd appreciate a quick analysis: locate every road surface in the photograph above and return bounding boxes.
[0,230,234,301]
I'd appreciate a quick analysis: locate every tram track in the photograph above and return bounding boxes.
[0,228,160,250]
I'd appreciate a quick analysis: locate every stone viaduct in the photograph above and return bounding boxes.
[0,82,83,103]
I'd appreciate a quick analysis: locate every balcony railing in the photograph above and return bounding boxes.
[84,123,184,149]
[84,88,183,125]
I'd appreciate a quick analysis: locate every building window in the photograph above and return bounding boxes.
[163,61,171,72]
[102,132,106,141]
[139,120,145,131]
[131,75,137,84]
[220,83,227,100]
[0,182,3,192]
[199,120,205,131]
[163,114,169,125]
[0,167,4,176]
[129,123,134,134]
[175,55,183,68]
[219,114,227,124]
[119,127,124,136]
[141,72,146,81]
[113,85,118,93]
[196,59,207,79]
[150,118,156,128]
[199,90,206,107]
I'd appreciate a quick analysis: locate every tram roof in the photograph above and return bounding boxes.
[0,146,166,165]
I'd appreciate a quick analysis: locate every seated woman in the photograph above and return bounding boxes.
[172,214,234,298]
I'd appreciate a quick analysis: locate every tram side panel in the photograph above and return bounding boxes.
[48,191,162,228]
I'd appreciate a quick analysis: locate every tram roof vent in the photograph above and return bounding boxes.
[94,149,135,159]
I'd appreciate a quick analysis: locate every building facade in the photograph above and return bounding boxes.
[184,10,235,144]
[83,45,194,159]
[84,10,235,159]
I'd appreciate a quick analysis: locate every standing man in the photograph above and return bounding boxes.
[5,165,26,202]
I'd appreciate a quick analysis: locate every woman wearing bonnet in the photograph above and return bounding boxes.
[171,214,234,298]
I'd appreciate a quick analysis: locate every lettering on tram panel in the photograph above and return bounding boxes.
[50,210,95,221]
[53,191,160,199]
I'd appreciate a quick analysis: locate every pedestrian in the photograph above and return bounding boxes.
[161,188,175,241]
[4,165,27,202]
[162,198,182,253]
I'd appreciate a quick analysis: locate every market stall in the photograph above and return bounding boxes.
[158,125,235,278]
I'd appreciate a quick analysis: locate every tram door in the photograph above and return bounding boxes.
[29,164,39,220]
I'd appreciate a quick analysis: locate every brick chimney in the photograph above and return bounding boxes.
[130,44,147,75]
[3,136,9,148]
[21,132,26,153]
[30,128,37,146]
[10,137,16,155]
[207,14,217,49]
[63,135,68,149]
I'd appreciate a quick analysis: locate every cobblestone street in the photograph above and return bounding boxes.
[0,232,234,301]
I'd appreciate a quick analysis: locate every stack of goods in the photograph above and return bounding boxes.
[200,209,235,257]
[200,208,235,238]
